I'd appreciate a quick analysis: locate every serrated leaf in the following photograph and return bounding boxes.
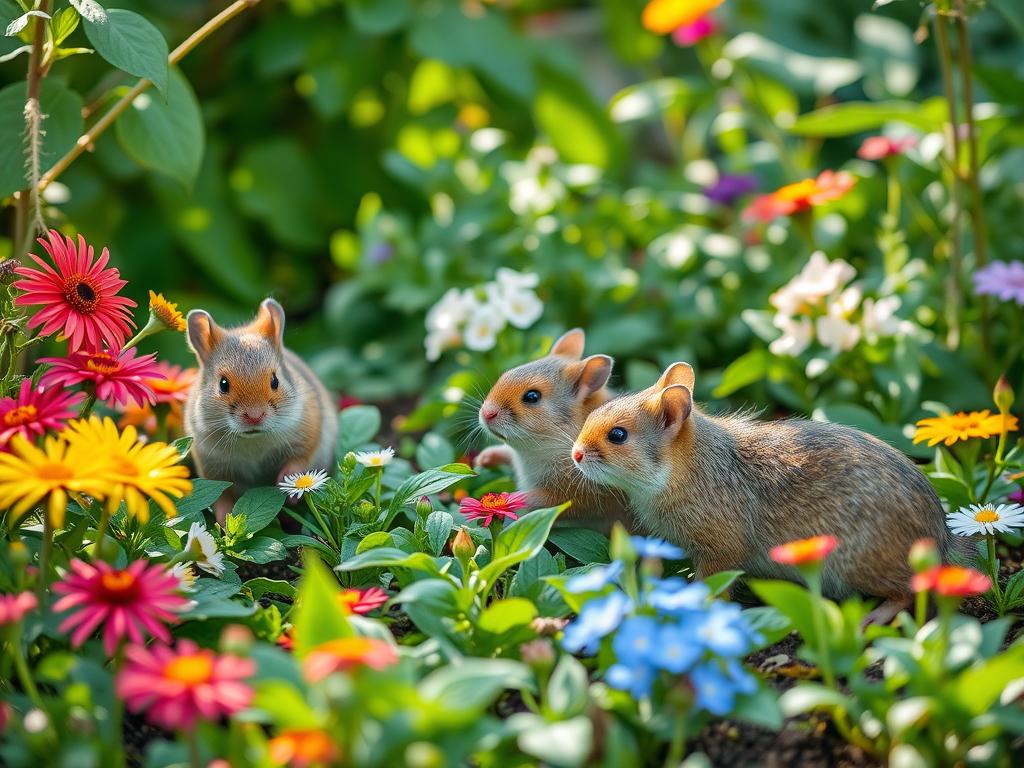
[83,8,167,94]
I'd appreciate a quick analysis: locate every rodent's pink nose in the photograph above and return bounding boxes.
[573,448,585,464]
[241,410,266,426]
[482,403,499,422]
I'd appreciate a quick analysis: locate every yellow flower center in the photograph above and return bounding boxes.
[366,456,383,466]
[62,275,100,313]
[480,493,507,510]
[85,353,122,376]
[149,292,187,332]
[950,414,982,431]
[163,653,214,686]
[974,508,999,524]
[294,475,315,489]
[773,179,819,204]
[100,570,140,602]
[4,405,38,426]
[36,461,73,481]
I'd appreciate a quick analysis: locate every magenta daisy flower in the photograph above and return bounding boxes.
[973,260,1024,305]
[459,491,529,526]
[0,591,37,626]
[0,379,84,448]
[40,347,164,408]
[117,639,255,731]
[13,230,136,351]
[53,559,189,655]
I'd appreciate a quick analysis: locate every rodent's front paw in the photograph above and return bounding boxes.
[475,445,515,469]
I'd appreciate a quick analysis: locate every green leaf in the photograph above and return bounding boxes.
[416,432,455,469]
[704,570,744,597]
[713,349,771,398]
[51,6,80,46]
[779,683,852,717]
[732,686,784,730]
[478,505,566,587]
[252,681,319,730]
[548,527,610,564]
[0,80,83,197]
[116,67,203,187]
[347,0,412,34]
[609,77,697,124]
[336,547,441,575]
[175,479,232,517]
[385,464,475,523]
[478,597,537,634]
[245,577,296,601]
[749,579,841,648]
[533,63,620,170]
[926,472,973,511]
[179,597,256,620]
[789,98,947,136]
[172,435,193,461]
[337,405,381,453]
[231,487,285,535]
[886,697,934,738]
[392,578,461,638]
[355,530,394,554]
[83,8,168,95]
[723,32,862,97]
[546,654,589,718]
[280,534,338,563]
[950,644,1024,716]
[292,556,352,656]
[517,715,593,768]
[425,510,454,556]
[235,536,288,564]
[419,658,533,713]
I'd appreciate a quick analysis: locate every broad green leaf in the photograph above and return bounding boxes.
[231,487,285,535]
[548,527,610,564]
[789,98,947,136]
[355,531,394,554]
[779,683,852,716]
[478,505,566,587]
[178,597,256,620]
[517,715,593,768]
[610,77,697,124]
[926,472,973,511]
[281,534,338,563]
[392,578,461,639]
[385,463,475,522]
[117,68,203,187]
[419,658,533,712]
[425,510,454,556]
[245,577,297,601]
[416,432,455,469]
[546,654,589,718]
[336,546,441,575]
[234,536,288,564]
[292,556,352,656]
[252,681,319,730]
[347,0,411,34]
[732,685,784,730]
[478,597,537,634]
[83,8,168,95]
[723,32,862,97]
[534,63,620,170]
[886,696,933,738]
[0,80,83,197]
[950,644,1024,715]
[704,570,744,597]
[713,349,771,398]
[175,479,232,517]
[337,405,381,453]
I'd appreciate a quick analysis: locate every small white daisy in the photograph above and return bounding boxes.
[184,521,226,577]
[278,468,330,499]
[947,503,1024,537]
[355,447,395,469]
[170,562,196,591]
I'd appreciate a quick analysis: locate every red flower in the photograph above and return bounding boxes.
[459,491,528,527]
[911,565,992,597]
[53,559,189,655]
[338,586,389,615]
[857,135,916,161]
[13,230,136,351]
[0,379,84,447]
[0,591,37,626]
[743,171,856,223]
[40,347,163,408]
[769,535,838,566]
[117,639,254,731]
[303,637,399,683]
[276,629,294,652]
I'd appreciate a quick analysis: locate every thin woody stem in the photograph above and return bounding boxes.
[37,0,261,194]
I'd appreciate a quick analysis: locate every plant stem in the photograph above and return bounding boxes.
[37,0,263,194]
[664,715,687,768]
[304,494,337,550]
[374,467,383,510]
[36,515,52,600]
[10,636,43,708]
[79,391,97,419]
[109,644,126,768]
[92,504,110,561]
[986,533,1003,611]
[187,728,201,768]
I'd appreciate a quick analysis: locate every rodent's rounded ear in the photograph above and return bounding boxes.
[653,385,693,433]
[656,362,695,392]
[186,310,223,363]
[573,354,613,400]
[549,328,585,360]
[254,298,286,347]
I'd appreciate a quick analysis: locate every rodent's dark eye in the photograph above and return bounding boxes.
[219,376,230,394]
[608,427,628,444]
[522,389,541,405]
[270,372,279,391]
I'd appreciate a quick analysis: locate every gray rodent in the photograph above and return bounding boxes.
[572,362,957,623]
[185,298,337,521]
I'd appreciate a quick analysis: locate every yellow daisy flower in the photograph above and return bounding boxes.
[63,416,192,522]
[0,435,109,529]
[148,291,187,332]
[912,410,1019,447]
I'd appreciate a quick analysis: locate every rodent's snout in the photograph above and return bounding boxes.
[481,402,500,423]
[572,445,586,465]
[240,408,267,427]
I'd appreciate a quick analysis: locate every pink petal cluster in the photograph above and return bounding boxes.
[459,490,529,527]
[339,585,389,615]
[117,639,255,731]
[54,559,189,655]
[40,347,163,408]
[13,230,136,351]
[0,379,84,448]
[857,135,916,161]
[672,15,718,46]
[0,591,37,626]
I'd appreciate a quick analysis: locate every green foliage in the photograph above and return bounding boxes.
[83,8,169,95]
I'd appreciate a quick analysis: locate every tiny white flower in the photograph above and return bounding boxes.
[355,447,395,469]
[171,562,196,591]
[463,305,506,351]
[23,709,48,734]
[947,503,1024,537]
[425,287,470,334]
[425,327,461,361]
[278,468,330,499]
[500,288,544,329]
[861,296,904,338]
[805,357,829,378]
[495,267,540,292]
[815,307,861,353]
[769,316,813,357]
[184,522,225,577]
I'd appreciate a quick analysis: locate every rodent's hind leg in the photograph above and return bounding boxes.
[861,596,911,628]
[475,445,516,469]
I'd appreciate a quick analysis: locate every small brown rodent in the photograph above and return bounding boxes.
[476,329,631,530]
[572,362,955,622]
[185,298,337,520]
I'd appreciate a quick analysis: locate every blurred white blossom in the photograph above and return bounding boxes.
[501,145,601,217]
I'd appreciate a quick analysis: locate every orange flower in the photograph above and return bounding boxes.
[911,565,991,597]
[743,171,856,223]
[769,535,838,566]
[148,291,187,333]
[268,728,338,767]
[303,637,399,683]
[337,586,389,615]
[913,410,1018,447]
[642,0,725,35]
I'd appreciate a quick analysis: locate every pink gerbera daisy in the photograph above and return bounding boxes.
[40,347,164,408]
[459,491,528,526]
[338,586,389,615]
[0,591,37,626]
[0,378,84,447]
[53,559,189,655]
[13,230,136,351]
[117,639,255,731]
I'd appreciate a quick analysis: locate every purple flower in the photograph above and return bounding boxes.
[973,261,1024,305]
[703,174,758,206]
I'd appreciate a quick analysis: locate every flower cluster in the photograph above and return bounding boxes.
[499,145,601,218]
[764,251,909,362]
[561,537,761,714]
[424,268,544,360]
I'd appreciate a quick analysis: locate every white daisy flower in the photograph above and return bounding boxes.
[947,503,1024,537]
[355,447,395,469]
[170,562,196,591]
[278,468,330,499]
[463,305,506,351]
[184,521,226,577]
[500,287,544,329]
